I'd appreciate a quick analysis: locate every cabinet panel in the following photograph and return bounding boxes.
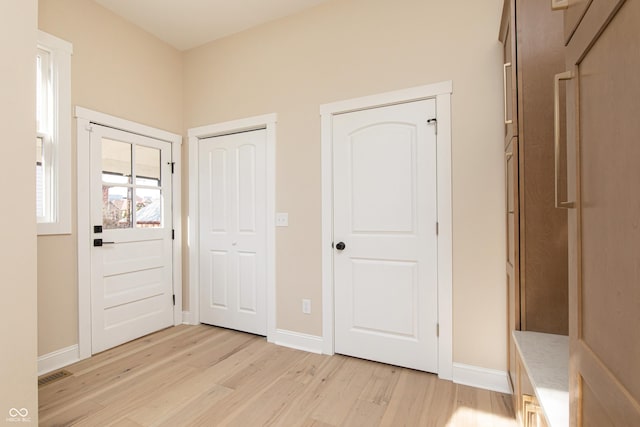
[566,0,640,424]
[516,0,568,335]
[581,380,615,427]
[500,0,518,142]
[506,139,517,267]
[564,0,594,44]
[505,137,520,391]
[515,351,549,427]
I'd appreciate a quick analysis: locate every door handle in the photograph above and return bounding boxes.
[503,62,513,125]
[93,239,115,247]
[554,70,575,209]
[335,242,346,251]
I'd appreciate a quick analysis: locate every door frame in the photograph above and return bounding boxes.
[187,114,277,342]
[320,81,453,380]
[75,106,183,360]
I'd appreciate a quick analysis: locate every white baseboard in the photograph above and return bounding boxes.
[38,345,79,376]
[452,363,512,394]
[271,329,324,354]
[182,311,197,325]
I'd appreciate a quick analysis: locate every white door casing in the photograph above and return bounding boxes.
[89,124,174,354]
[320,82,453,380]
[333,99,438,372]
[198,130,267,335]
[76,107,183,360]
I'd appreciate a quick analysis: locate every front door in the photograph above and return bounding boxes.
[199,129,267,336]
[90,124,174,354]
[333,99,439,372]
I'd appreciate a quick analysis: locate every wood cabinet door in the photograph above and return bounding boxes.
[500,0,518,143]
[506,137,520,389]
[565,0,640,425]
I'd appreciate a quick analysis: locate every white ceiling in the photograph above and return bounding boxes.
[93,0,333,51]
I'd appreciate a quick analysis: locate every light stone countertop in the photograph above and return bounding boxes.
[513,331,569,427]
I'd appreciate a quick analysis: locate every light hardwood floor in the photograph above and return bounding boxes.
[39,325,516,426]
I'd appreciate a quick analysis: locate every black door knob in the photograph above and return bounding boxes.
[336,242,346,251]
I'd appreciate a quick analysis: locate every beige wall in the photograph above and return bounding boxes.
[37,0,183,356]
[184,0,507,369]
[0,0,39,423]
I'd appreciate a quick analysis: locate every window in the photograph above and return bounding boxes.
[36,31,72,235]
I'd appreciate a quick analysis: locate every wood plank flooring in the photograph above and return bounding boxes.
[39,325,516,426]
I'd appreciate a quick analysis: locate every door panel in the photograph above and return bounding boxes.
[566,0,640,423]
[90,125,174,354]
[351,259,417,337]
[199,129,267,335]
[333,99,438,373]
[350,125,416,233]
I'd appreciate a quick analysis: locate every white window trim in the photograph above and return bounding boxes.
[37,30,72,235]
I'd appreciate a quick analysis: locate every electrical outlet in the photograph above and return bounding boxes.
[302,299,311,314]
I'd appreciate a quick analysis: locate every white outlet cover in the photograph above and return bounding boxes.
[276,212,289,227]
[302,299,311,314]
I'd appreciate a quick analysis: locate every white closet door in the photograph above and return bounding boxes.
[199,129,267,335]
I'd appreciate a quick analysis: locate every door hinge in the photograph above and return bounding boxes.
[168,162,175,174]
[436,222,439,235]
[172,229,175,240]
[427,117,438,134]
[172,294,176,306]
[85,124,93,132]
[437,323,440,337]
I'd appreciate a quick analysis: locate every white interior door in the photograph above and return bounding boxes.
[333,99,438,372]
[90,124,174,354]
[199,129,267,335]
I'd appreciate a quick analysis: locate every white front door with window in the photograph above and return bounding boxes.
[333,99,439,372]
[90,124,174,354]
[198,129,267,336]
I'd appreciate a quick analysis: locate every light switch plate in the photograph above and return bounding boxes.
[276,212,289,227]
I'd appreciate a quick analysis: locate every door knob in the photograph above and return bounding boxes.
[335,242,346,251]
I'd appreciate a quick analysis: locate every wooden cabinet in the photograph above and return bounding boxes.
[505,137,520,388]
[515,352,549,427]
[560,0,640,424]
[501,0,518,142]
[500,0,569,394]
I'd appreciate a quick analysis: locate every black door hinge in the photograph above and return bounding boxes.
[427,118,438,135]
[168,162,175,174]
[172,294,176,306]
[172,229,175,240]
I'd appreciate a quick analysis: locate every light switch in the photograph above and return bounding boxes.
[276,212,289,227]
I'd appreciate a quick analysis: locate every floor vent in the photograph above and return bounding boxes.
[38,369,72,387]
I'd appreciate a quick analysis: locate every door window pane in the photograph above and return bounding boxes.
[135,145,160,186]
[136,188,161,228]
[103,186,132,229]
[102,138,132,184]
